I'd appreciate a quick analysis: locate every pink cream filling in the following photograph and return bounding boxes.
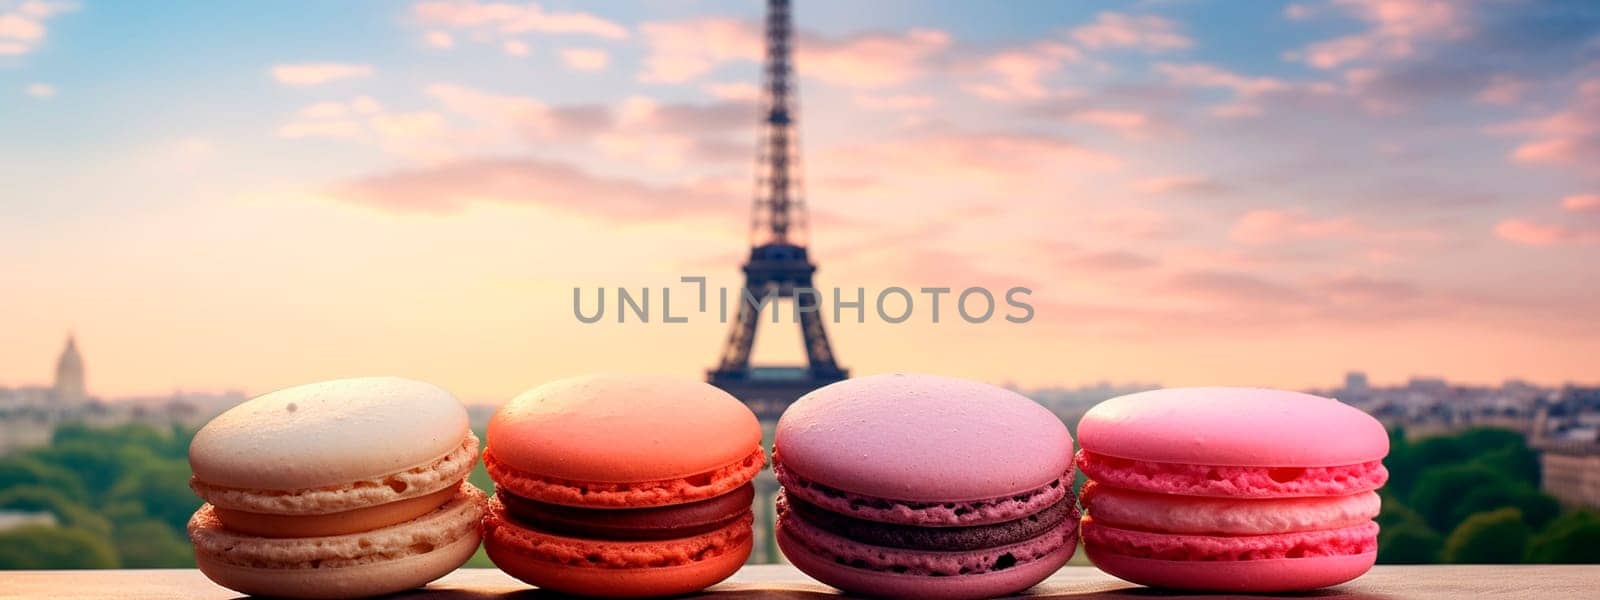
[1076,450,1387,498]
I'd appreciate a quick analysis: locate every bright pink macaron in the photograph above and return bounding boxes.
[1076,387,1388,592]
[774,374,1078,600]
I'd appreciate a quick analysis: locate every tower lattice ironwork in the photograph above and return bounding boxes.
[709,0,846,385]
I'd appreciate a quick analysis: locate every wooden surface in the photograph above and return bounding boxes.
[2,565,1596,599]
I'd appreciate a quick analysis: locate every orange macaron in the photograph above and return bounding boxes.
[483,374,763,597]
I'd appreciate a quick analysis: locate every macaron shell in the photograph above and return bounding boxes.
[1082,484,1381,536]
[189,376,469,490]
[192,432,479,515]
[489,374,761,484]
[188,484,486,570]
[484,497,753,597]
[487,445,763,508]
[190,484,486,599]
[779,504,1075,578]
[487,534,752,598]
[775,373,1073,503]
[1087,547,1378,593]
[483,496,753,569]
[194,527,480,599]
[1077,450,1388,499]
[1076,387,1388,467]
[1081,518,1378,562]
[778,526,1074,600]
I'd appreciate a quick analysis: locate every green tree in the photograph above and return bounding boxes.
[1448,485,1559,531]
[112,520,193,568]
[1378,521,1443,564]
[1526,512,1600,563]
[0,485,112,537]
[0,526,119,569]
[25,441,159,499]
[0,455,87,499]
[1410,464,1513,532]
[1443,508,1531,564]
[107,461,201,532]
[1473,444,1541,488]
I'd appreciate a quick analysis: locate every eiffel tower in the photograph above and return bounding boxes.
[707,0,846,564]
[708,0,846,421]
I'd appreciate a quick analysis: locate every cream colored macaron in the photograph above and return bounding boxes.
[187,376,486,599]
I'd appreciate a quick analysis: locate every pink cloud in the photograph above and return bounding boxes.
[703,82,760,101]
[412,1,626,39]
[560,47,608,72]
[1287,0,1469,69]
[270,63,374,86]
[637,17,949,88]
[1230,209,1358,244]
[841,130,1123,180]
[502,40,529,56]
[1069,109,1151,137]
[1502,80,1600,167]
[1133,175,1229,196]
[1495,219,1600,247]
[331,157,734,218]
[853,94,936,111]
[422,30,454,49]
[1070,12,1192,52]
[636,17,759,83]
[1155,62,1289,96]
[799,29,951,88]
[0,0,74,57]
[1562,194,1600,213]
[964,42,1080,101]
[1476,74,1529,106]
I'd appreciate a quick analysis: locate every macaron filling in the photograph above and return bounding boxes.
[1082,517,1379,561]
[1081,483,1381,536]
[779,505,1076,577]
[1076,450,1388,498]
[774,458,1072,527]
[212,482,462,538]
[498,482,756,541]
[189,484,486,570]
[486,496,753,569]
[486,445,765,508]
[779,490,1077,552]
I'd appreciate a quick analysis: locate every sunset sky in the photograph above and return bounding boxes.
[3,0,1598,403]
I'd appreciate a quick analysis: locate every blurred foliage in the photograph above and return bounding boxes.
[0,423,198,569]
[1380,427,1596,564]
[1442,508,1531,563]
[0,525,119,569]
[1524,511,1600,563]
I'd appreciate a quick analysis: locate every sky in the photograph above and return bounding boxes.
[2,0,1598,403]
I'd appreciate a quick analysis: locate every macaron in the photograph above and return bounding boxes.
[187,377,486,599]
[1076,387,1388,592]
[773,373,1078,600]
[483,374,763,597]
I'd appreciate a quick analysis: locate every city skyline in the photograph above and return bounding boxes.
[4,1,1599,401]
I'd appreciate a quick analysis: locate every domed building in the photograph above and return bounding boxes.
[52,334,86,405]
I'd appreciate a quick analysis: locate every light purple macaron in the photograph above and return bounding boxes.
[773,373,1078,600]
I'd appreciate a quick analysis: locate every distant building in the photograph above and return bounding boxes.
[53,334,86,406]
[0,333,246,455]
[1533,399,1600,510]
